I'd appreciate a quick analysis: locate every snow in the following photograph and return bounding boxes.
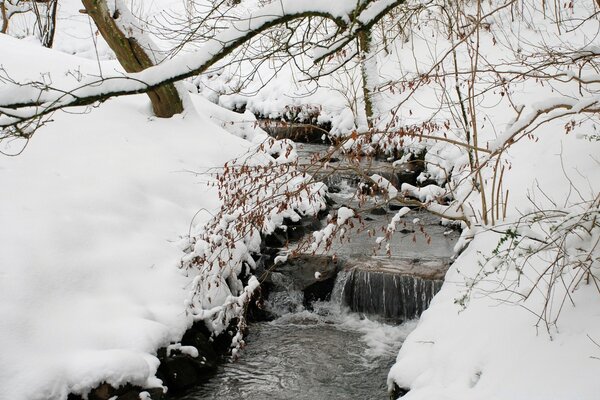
[311,206,355,252]
[0,0,402,121]
[401,183,447,203]
[387,45,600,400]
[0,33,255,399]
[380,1,600,396]
[336,206,355,225]
[371,173,399,199]
[3,0,600,399]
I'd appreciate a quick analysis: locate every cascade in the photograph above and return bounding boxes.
[324,258,448,322]
[342,268,443,322]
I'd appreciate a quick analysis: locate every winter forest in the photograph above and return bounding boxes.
[1,0,599,399]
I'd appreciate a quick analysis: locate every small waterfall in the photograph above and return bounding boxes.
[264,253,447,323]
[330,269,351,306]
[339,267,443,323]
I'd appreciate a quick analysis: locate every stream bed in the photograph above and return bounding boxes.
[178,140,458,400]
[179,300,417,400]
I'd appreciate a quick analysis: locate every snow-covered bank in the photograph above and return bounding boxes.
[388,124,600,399]
[2,0,600,398]
[0,35,256,399]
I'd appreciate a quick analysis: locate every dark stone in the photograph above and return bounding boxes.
[115,390,140,400]
[317,206,330,220]
[181,328,217,366]
[303,277,336,308]
[87,383,162,400]
[155,322,222,394]
[263,229,287,248]
[157,355,200,392]
[388,201,420,211]
[325,195,336,208]
[370,207,388,215]
[258,119,331,144]
[303,217,323,232]
[397,170,419,186]
[388,202,404,211]
[390,383,410,398]
[265,254,344,292]
[327,185,341,194]
[245,286,275,322]
[145,388,165,400]
[88,383,115,400]
[210,318,242,354]
[286,224,307,242]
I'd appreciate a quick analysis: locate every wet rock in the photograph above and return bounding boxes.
[285,216,322,242]
[263,229,287,248]
[80,383,164,400]
[245,288,273,322]
[157,355,201,392]
[324,195,337,208]
[258,120,329,143]
[181,328,217,365]
[265,254,344,292]
[253,254,275,285]
[115,390,144,400]
[390,383,410,398]
[286,224,307,242]
[154,322,220,394]
[370,207,388,215]
[389,202,419,211]
[303,277,337,307]
[139,388,165,400]
[396,162,422,187]
[88,383,114,400]
[327,184,342,194]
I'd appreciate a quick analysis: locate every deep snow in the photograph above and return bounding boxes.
[0,33,259,399]
[2,0,600,399]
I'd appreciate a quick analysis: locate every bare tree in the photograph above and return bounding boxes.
[31,0,57,48]
[0,0,30,34]
[81,0,184,117]
[0,0,406,139]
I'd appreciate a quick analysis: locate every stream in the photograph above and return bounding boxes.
[178,141,458,400]
[180,296,417,400]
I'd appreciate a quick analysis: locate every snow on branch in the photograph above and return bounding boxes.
[181,137,327,345]
[0,0,406,138]
[490,96,600,153]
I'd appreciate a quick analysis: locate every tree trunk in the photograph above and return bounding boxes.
[0,1,7,33]
[32,0,58,48]
[358,29,375,129]
[81,0,184,118]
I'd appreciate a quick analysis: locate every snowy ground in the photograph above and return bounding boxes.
[2,0,600,399]
[192,1,600,398]
[388,124,600,400]
[0,34,260,399]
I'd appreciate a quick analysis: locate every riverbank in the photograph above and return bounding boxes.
[0,35,264,399]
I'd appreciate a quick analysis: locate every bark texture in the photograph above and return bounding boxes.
[82,0,184,117]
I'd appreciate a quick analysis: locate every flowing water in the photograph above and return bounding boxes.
[178,140,457,399]
[180,288,417,400]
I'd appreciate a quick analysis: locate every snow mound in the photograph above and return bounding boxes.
[0,35,253,399]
